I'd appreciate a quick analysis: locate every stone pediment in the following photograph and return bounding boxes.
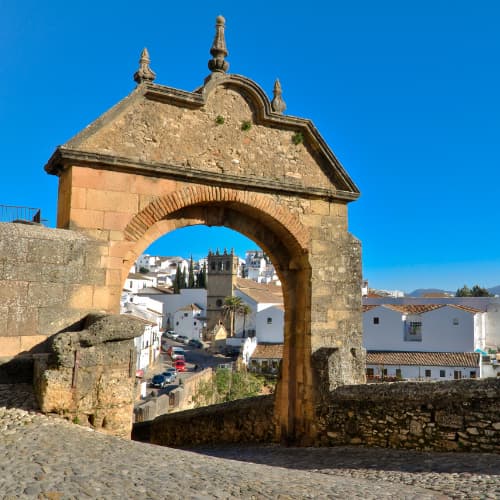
[46,73,359,202]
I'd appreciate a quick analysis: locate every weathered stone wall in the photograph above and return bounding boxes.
[34,313,144,438]
[137,379,500,452]
[147,395,276,447]
[320,378,500,453]
[0,223,108,361]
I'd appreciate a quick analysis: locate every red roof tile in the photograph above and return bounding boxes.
[366,351,480,368]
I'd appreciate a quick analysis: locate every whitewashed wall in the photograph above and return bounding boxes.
[363,306,477,352]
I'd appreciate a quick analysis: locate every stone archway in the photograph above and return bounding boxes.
[44,17,365,444]
[123,187,314,442]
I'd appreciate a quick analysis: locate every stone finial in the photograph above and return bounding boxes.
[208,15,229,74]
[271,79,286,114]
[133,48,156,84]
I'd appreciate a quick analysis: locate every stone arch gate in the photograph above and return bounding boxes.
[45,18,365,444]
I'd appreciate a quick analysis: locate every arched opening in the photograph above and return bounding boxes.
[123,198,314,444]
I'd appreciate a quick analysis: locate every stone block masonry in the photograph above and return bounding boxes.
[0,223,109,360]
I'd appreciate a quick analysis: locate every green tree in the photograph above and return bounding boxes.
[197,262,207,289]
[193,368,264,407]
[223,296,243,337]
[188,256,195,288]
[240,303,252,337]
[181,267,187,289]
[138,266,149,274]
[173,266,182,294]
[456,284,491,297]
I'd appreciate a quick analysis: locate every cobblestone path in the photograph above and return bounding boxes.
[1,384,499,499]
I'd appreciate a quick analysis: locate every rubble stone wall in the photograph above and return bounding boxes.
[321,378,500,453]
[140,379,500,452]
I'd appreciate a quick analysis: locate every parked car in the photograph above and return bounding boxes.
[161,372,176,384]
[174,359,186,372]
[165,330,179,340]
[188,339,203,349]
[169,347,185,360]
[177,335,189,344]
[163,367,177,379]
[150,374,167,388]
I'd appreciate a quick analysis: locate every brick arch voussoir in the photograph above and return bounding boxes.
[124,186,309,250]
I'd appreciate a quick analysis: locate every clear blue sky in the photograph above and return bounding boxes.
[2,1,499,293]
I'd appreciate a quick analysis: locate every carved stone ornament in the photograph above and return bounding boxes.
[271,79,286,114]
[133,48,156,84]
[208,15,229,74]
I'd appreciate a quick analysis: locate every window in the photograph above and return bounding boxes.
[470,371,477,379]
[382,368,387,377]
[216,299,223,307]
[366,368,374,378]
[373,317,379,325]
[184,313,188,317]
[454,370,462,380]
[267,317,272,324]
[396,369,402,379]
[453,318,459,326]
[425,369,431,378]
[193,321,197,326]
[440,370,445,377]
[405,321,422,341]
[211,262,216,271]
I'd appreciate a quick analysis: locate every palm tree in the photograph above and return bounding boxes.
[240,304,251,337]
[222,296,243,337]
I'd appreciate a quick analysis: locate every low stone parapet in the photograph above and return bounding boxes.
[148,395,276,447]
[320,378,500,453]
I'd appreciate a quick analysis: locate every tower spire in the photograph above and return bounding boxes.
[133,48,156,84]
[271,79,286,114]
[208,15,229,74]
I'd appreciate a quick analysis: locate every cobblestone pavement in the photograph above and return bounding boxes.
[1,384,499,499]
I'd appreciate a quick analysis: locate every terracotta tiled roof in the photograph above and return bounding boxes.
[366,351,480,368]
[250,343,283,360]
[448,304,482,314]
[384,304,445,314]
[235,278,283,305]
[365,304,481,315]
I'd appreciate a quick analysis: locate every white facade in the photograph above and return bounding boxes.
[364,296,500,351]
[366,362,480,381]
[121,293,164,331]
[363,305,483,353]
[234,289,284,343]
[173,304,205,340]
[127,319,161,372]
[124,274,157,293]
[244,250,280,285]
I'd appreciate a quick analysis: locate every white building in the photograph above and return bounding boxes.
[363,304,485,353]
[124,273,157,293]
[365,351,481,381]
[363,298,500,380]
[244,250,280,285]
[173,303,206,340]
[234,278,284,343]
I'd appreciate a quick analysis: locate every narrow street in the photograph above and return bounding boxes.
[140,339,237,399]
